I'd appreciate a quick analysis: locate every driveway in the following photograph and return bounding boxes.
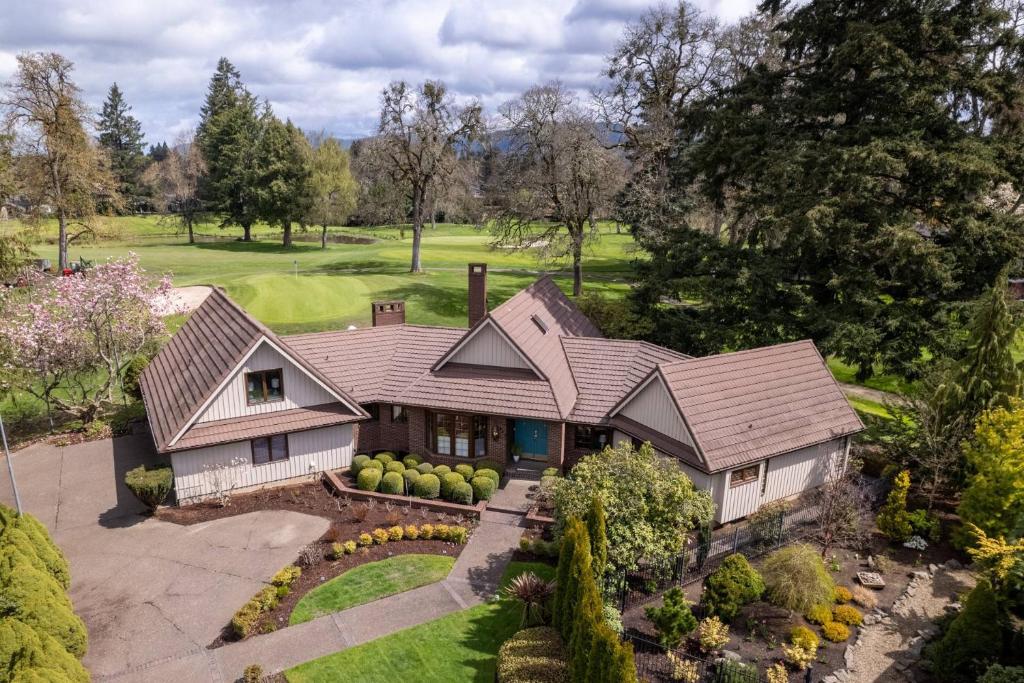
[0,434,329,682]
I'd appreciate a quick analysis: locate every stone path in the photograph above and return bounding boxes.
[839,382,903,406]
[826,560,976,683]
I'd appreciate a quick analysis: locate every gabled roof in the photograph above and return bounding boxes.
[139,289,365,453]
[640,340,863,471]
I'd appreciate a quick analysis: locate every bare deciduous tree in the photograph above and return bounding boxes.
[815,456,873,557]
[142,132,206,244]
[490,82,626,296]
[2,52,121,269]
[375,81,482,272]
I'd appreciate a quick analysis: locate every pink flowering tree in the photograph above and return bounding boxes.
[0,254,172,422]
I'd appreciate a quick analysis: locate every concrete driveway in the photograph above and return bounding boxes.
[0,434,329,682]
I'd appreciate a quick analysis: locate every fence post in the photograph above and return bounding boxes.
[732,526,740,553]
[805,666,813,683]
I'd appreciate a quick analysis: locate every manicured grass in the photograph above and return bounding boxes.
[827,357,918,397]
[19,217,637,334]
[289,554,455,625]
[846,395,893,420]
[284,561,556,683]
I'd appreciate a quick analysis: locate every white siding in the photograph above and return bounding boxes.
[718,464,764,523]
[171,424,353,501]
[198,341,336,423]
[618,377,695,448]
[448,322,532,370]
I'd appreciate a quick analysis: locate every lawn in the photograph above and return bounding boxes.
[15,216,638,334]
[289,554,455,626]
[284,561,556,683]
[826,357,918,397]
[846,395,893,420]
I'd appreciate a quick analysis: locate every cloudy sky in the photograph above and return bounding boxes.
[0,0,758,146]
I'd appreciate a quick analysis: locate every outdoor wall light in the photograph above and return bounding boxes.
[492,425,501,441]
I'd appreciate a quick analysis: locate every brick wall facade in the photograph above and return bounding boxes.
[354,403,410,455]
[562,423,613,472]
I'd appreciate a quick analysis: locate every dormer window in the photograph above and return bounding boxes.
[246,369,284,404]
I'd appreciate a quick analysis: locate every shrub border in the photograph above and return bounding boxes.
[326,469,487,518]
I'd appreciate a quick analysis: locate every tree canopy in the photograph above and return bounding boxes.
[96,82,146,207]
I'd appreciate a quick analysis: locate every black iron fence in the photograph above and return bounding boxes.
[606,500,819,612]
[626,633,814,683]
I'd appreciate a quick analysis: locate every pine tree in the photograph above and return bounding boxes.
[585,496,608,582]
[197,58,245,142]
[253,116,314,247]
[148,142,170,162]
[877,470,913,542]
[97,83,146,208]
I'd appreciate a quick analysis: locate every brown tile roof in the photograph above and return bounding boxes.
[140,289,364,453]
[170,403,363,452]
[398,363,561,420]
[654,340,863,471]
[563,337,690,424]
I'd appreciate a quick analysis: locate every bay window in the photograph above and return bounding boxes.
[428,411,488,458]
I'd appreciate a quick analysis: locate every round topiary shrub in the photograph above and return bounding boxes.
[821,621,850,642]
[451,481,474,505]
[834,586,853,604]
[471,476,496,501]
[441,472,465,500]
[476,468,500,487]
[832,605,863,626]
[416,462,434,475]
[357,468,382,492]
[374,452,394,465]
[476,459,506,478]
[362,459,384,472]
[702,553,765,622]
[385,460,406,475]
[414,473,441,499]
[402,468,420,491]
[351,454,371,475]
[124,465,174,511]
[433,465,451,478]
[381,471,404,495]
[403,455,423,468]
[542,467,559,477]
[454,463,475,481]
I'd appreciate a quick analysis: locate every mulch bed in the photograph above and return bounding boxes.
[157,480,476,649]
[622,532,965,682]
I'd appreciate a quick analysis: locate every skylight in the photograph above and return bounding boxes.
[531,314,549,334]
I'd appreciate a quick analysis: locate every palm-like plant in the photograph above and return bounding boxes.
[504,572,556,627]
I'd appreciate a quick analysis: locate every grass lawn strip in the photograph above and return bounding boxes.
[289,554,455,625]
[285,562,555,683]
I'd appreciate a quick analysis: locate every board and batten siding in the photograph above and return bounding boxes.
[447,323,532,370]
[171,424,354,501]
[197,341,336,423]
[617,377,695,448]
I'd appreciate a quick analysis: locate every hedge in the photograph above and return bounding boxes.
[497,626,568,683]
[403,455,423,468]
[414,473,441,499]
[357,468,382,492]
[382,472,404,495]
[2,553,88,657]
[433,465,452,478]
[416,462,434,475]
[441,472,466,500]
[0,618,89,683]
[402,468,421,489]
[451,481,474,505]
[374,452,394,465]
[471,476,496,501]
[385,461,406,475]
[0,507,70,590]
[124,464,174,510]
[351,454,371,474]
[454,463,475,481]
[476,468,501,487]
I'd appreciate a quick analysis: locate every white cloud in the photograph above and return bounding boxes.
[0,0,759,143]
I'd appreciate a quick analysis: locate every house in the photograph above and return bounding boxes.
[139,264,863,523]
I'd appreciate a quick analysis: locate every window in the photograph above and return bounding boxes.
[730,465,759,487]
[574,426,611,451]
[245,369,283,404]
[428,412,488,458]
[391,405,408,424]
[363,404,380,421]
[252,434,288,464]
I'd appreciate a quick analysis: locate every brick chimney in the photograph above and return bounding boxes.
[468,263,487,327]
[372,301,405,326]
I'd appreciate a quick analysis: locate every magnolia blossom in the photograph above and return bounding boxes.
[0,254,173,420]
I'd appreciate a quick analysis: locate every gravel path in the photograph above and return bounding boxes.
[837,563,975,682]
[839,382,903,406]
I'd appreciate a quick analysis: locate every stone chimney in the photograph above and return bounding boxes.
[372,301,405,327]
[468,263,487,327]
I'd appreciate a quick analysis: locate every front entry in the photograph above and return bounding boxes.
[513,419,549,461]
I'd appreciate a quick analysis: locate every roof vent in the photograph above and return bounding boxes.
[531,314,549,334]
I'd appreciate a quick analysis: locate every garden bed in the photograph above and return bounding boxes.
[326,469,487,518]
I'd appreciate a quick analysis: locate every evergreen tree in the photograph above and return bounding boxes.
[96,83,146,208]
[553,519,587,641]
[585,496,608,582]
[253,116,314,247]
[148,142,170,162]
[585,624,618,683]
[569,567,601,682]
[197,58,245,141]
[929,579,1002,682]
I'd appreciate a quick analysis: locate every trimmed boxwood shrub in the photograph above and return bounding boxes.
[497,626,568,683]
[2,561,88,657]
[124,465,174,510]
[385,461,406,475]
[476,468,500,487]
[702,553,765,622]
[402,468,420,491]
[454,463,475,481]
[351,454,371,474]
[451,481,474,505]
[414,473,441,499]
[403,455,423,468]
[0,508,70,589]
[362,459,384,472]
[381,472,404,495]
[832,605,862,626]
[433,465,452,478]
[373,452,394,465]
[476,459,506,477]
[471,476,496,501]
[821,621,850,642]
[441,472,465,500]
[0,618,89,683]
[357,468,382,492]
[416,462,434,475]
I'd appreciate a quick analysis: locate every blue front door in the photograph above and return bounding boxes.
[513,419,549,460]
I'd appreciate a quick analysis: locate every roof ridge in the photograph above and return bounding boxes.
[660,339,815,369]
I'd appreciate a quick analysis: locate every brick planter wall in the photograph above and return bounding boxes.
[324,469,488,519]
